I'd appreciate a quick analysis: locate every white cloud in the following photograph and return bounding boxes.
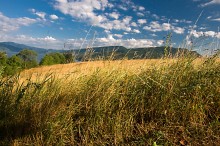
[190,30,220,38]
[35,12,46,19]
[50,14,59,20]
[29,8,47,21]
[131,22,138,27]
[143,21,162,32]
[133,29,141,33]
[95,36,155,48]
[157,40,164,46]
[216,32,220,38]
[0,34,61,49]
[122,16,132,25]
[139,6,145,11]
[118,5,128,11]
[99,16,133,32]
[113,34,123,38]
[0,12,37,32]
[41,36,56,41]
[66,34,156,48]
[53,0,135,32]
[204,31,216,37]
[104,29,111,34]
[173,19,179,23]
[117,0,144,13]
[124,27,132,32]
[201,0,220,7]
[143,21,185,34]
[107,3,114,8]
[16,35,56,42]
[151,34,157,37]
[137,12,144,17]
[173,27,185,34]
[103,16,132,31]
[97,34,116,43]
[162,23,171,31]
[54,0,108,24]
[173,19,192,24]
[190,30,203,38]
[29,8,36,13]
[199,27,207,30]
[108,12,120,19]
[0,33,164,50]
[137,19,147,25]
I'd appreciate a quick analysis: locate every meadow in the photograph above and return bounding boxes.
[0,55,220,145]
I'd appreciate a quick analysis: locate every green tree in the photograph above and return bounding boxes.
[7,55,23,67]
[0,52,7,76]
[4,55,23,75]
[52,52,66,64]
[0,51,7,66]
[40,54,54,65]
[40,52,66,66]
[17,49,38,68]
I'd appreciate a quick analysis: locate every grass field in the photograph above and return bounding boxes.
[20,58,211,80]
[0,56,220,145]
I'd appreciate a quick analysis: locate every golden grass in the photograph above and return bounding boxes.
[19,58,220,82]
[1,57,220,145]
[20,59,172,77]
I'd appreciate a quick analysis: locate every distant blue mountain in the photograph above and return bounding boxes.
[0,42,62,61]
[74,46,201,60]
[0,42,201,62]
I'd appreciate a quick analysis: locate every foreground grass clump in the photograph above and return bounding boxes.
[0,57,220,145]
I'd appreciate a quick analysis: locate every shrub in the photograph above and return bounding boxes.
[40,52,66,65]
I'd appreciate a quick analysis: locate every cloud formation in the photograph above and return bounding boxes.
[53,0,146,32]
[0,12,37,32]
[137,19,147,25]
[66,34,156,49]
[50,14,59,20]
[95,36,155,48]
[53,0,108,25]
[143,21,185,34]
[133,29,141,33]
[0,34,61,49]
[108,12,120,19]
[190,30,220,38]
[29,9,46,20]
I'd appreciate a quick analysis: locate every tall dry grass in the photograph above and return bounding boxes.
[0,55,220,145]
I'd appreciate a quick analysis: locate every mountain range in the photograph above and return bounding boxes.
[0,42,201,61]
[0,42,60,61]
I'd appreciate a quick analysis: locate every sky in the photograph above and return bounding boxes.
[0,0,220,53]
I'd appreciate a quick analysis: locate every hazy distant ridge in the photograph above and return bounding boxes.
[0,42,201,61]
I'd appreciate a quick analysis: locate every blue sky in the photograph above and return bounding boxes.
[0,0,220,53]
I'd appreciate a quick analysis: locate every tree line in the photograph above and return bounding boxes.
[0,49,74,76]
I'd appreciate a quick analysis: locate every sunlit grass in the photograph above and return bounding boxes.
[0,56,220,145]
[19,58,220,81]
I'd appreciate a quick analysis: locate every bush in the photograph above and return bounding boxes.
[40,52,66,65]
[3,55,23,76]
[17,49,38,69]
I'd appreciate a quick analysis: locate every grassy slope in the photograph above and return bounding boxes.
[0,57,220,145]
